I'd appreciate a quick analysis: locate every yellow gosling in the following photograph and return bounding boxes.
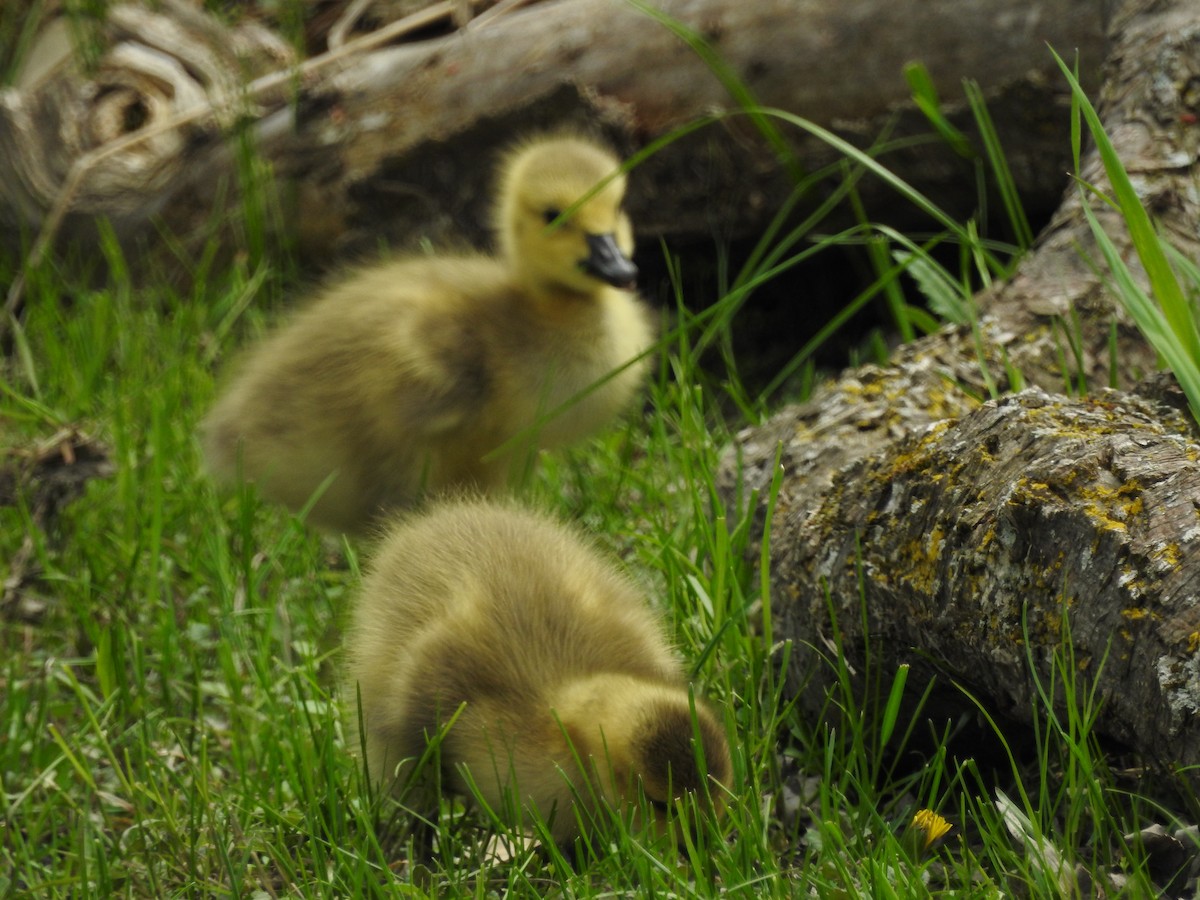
[342,498,732,844]
[201,135,653,533]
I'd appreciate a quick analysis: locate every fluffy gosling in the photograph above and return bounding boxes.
[201,134,653,533]
[342,498,732,844]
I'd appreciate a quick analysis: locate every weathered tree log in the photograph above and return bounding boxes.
[739,384,1200,767]
[0,0,1106,277]
[717,0,1200,787]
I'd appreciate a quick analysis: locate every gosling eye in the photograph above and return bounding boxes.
[542,208,562,226]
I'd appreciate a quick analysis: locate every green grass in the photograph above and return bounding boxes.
[1052,50,1200,428]
[2,228,1191,896]
[0,252,785,896]
[4,16,1200,895]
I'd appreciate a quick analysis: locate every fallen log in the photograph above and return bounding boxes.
[0,0,1106,279]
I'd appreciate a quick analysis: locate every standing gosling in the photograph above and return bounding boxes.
[201,135,653,534]
[342,498,733,844]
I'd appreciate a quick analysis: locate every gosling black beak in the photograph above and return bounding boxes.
[581,233,638,291]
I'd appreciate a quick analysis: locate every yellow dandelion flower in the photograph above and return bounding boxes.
[911,808,952,849]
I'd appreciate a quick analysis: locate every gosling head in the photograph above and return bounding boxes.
[626,694,733,836]
[563,684,733,840]
[495,134,638,298]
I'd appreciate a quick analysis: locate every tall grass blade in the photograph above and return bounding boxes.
[1052,48,1200,425]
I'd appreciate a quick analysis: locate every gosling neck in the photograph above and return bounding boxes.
[550,673,666,766]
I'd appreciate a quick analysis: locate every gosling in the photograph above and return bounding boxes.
[201,134,653,534]
[342,498,733,845]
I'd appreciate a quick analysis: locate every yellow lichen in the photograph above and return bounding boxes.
[1152,543,1181,569]
[1119,563,1149,598]
[897,523,946,595]
[1075,478,1145,534]
[978,526,997,550]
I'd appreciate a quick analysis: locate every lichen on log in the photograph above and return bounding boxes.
[757,387,1200,769]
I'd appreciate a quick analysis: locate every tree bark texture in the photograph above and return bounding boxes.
[0,0,1106,270]
[717,0,1200,787]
